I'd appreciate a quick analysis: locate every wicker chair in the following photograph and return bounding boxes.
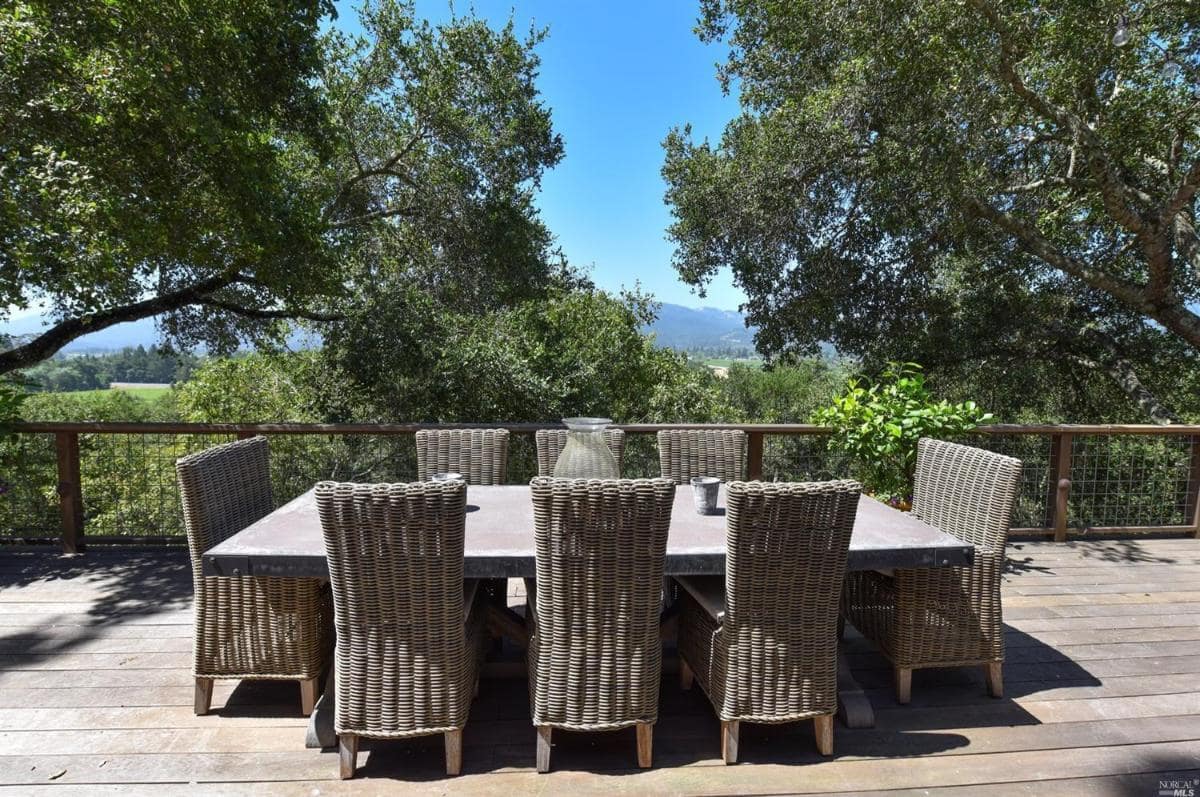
[415,428,510,484]
[657,429,746,483]
[316,480,487,779]
[416,428,511,615]
[534,428,626,476]
[842,438,1022,704]
[676,480,861,763]
[176,436,331,717]
[527,476,675,772]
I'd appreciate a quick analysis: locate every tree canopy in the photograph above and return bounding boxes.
[323,287,721,423]
[0,0,339,371]
[663,0,1200,422]
[0,0,567,374]
[314,1,568,312]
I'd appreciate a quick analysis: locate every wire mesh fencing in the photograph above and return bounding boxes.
[2,425,1197,542]
[965,433,1055,529]
[0,432,59,537]
[1067,434,1195,529]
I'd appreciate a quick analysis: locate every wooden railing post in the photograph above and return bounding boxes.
[1187,435,1200,539]
[747,431,764,481]
[1047,432,1073,542]
[55,431,84,553]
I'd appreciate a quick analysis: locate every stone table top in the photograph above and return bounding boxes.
[204,484,973,579]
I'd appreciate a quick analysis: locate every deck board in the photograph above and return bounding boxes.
[1,540,1199,794]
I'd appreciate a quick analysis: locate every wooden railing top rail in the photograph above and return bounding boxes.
[8,419,1200,552]
[12,421,1200,436]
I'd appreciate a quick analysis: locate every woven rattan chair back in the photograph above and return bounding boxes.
[316,480,478,740]
[720,480,861,719]
[534,428,626,476]
[527,477,674,731]
[841,438,1023,704]
[415,428,510,484]
[657,429,746,483]
[177,437,329,716]
[177,436,274,563]
[911,438,1022,552]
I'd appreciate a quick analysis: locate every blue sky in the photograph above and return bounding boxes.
[334,0,745,310]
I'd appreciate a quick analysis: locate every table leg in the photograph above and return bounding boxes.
[485,603,529,647]
[305,664,337,749]
[837,649,875,728]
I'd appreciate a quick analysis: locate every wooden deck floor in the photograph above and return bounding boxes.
[1,538,1199,795]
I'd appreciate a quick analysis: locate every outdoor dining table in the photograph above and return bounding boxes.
[203,483,973,747]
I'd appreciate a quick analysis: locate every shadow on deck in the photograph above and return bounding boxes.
[0,540,1198,793]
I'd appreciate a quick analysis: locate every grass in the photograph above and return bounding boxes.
[61,386,171,402]
[703,357,763,369]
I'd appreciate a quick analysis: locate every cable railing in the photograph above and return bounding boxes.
[3,421,1199,550]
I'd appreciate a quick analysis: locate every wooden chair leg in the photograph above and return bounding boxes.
[536,725,552,774]
[813,713,834,756]
[894,667,912,705]
[636,722,653,769]
[720,720,739,765]
[985,661,1003,698]
[193,677,213,716]
[680,658,694,691]
[338,733,358,780]
[299,675,320,717]
[445,729,463,776]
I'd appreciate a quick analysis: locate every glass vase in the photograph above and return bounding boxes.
[552,417,620,479]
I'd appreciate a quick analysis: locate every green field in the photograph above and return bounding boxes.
[61,386,171,402]
[703,358,763,369]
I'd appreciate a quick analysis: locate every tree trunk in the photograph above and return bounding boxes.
[1070,350,1179,425]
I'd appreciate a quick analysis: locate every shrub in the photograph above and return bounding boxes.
[812,363,992,501]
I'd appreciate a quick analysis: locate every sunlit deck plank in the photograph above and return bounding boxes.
[0,540,1197,793]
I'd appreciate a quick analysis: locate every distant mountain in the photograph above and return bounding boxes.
[3,300,758,355]
[2,315,160,353]
[0,315,318,353]
[644,303,756,351]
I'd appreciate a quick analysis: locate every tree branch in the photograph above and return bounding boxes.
[967,0,1150,237]
[1068,344,1179,425]
[204,300,344,323]
[0,273,235,375]
[328,204,419,229]
[1173,207,1200,277]
[969,197,1200,350]
[967,198,1147,302]
[1162,158,1200,225]
[322,128,428,224]
[1000,176,1091,193]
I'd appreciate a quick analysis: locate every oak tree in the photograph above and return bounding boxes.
[664,0,1200,421]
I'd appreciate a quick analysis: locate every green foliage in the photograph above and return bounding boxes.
[0,380,26,431]
[326,286,722,423]
[23,347,201,392]
[23,388,175,423]
[1,0,339,360]
[315,0,570,315]
[0,388,179,537]
[812,363,992,499]
[717,359,848,423]
[0,376,29,512]
[176,353,339,423]
[1,0,573,376]
[663,0,1200,423]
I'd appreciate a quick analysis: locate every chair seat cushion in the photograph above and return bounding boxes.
[675,575,725,622]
